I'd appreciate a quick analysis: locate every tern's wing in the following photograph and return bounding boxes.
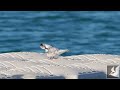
[115,66,119,72]
[111,66,115,72]
[57,49,69,55]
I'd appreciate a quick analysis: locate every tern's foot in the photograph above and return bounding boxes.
[48,56,59,60]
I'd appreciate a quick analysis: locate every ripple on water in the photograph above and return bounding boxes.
[0,11,120,55]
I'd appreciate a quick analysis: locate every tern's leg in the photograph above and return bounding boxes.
[48,56,59,59]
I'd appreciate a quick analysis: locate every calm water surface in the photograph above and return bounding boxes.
[0,11,120,56]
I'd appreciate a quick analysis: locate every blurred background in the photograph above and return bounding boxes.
[0,11,120,56]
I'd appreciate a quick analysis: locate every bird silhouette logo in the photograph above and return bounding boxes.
[107,65,120,78]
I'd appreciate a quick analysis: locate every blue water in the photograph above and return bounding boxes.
[0,11,120,56]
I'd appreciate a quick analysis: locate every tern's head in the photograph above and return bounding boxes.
[40,43,52,50]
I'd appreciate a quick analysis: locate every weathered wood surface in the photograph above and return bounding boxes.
[0,52,120,79]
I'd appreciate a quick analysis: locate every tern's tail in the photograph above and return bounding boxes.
[57,49,69,55]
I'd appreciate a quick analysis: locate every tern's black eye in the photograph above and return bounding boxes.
[40,43,43,46]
